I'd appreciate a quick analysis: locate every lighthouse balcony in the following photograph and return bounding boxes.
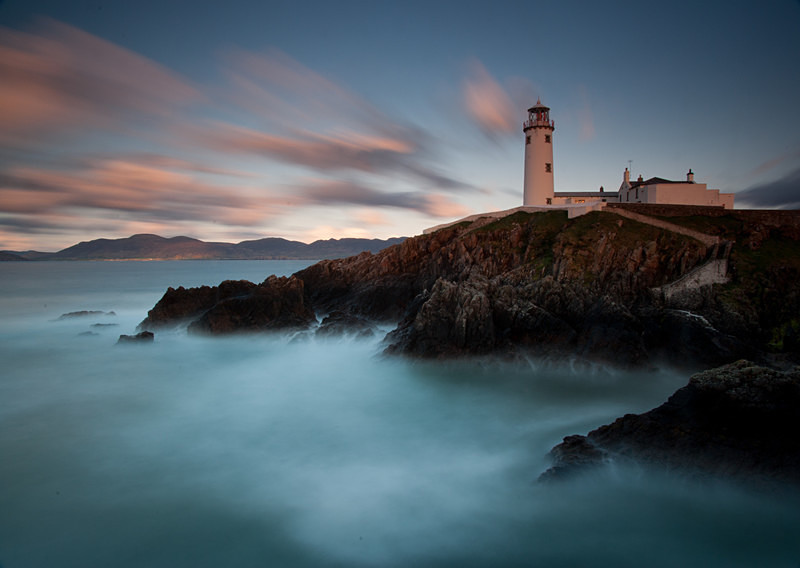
[523,119,555,129]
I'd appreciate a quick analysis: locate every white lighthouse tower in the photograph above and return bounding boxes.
[523,99,555,206]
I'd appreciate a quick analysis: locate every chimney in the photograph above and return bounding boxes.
[687,169,695,183]
[623,168,630,183]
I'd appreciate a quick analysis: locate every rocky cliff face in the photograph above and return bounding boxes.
[139,210,800,369]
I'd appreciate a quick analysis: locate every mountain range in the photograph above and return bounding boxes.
[1,234,406,261]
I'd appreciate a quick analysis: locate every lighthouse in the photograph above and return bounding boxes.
[523,99,555,206]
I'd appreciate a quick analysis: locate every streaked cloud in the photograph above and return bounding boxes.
[577,86,596,142]
[354,209,390,227]
[0,23,478,249]
[199,121,473,192]
[204,124,411,173]
[0,157,281,233]
[295,179,469,218]
[462,60,517,139]
[750,150,800,177]
[736,167,800,209]
[207,50,478,193]
[0,19,201,149]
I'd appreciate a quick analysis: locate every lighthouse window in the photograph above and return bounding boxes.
[545,163,552,173]
[526,136,531,145]
[545,135,551,143]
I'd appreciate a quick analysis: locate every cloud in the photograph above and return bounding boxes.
[0,19,201,148]
[354,210,390,227]
[200,121,474,192]
[111,153,259,178]
[462,60,517,138]
[219,49,431,151]
[750,150,800,176]
[296,179,469,218]
[577,86,595,142]
[0,156,282,234]
[205,124,411,172]
[0,26,477,248]
[736,167,800,209]
[221,48,367,129]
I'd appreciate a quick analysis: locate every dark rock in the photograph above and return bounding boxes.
[385,276,495,357]
[187,276,316,334]
[574,297,647,367]
[538,435,609,482]
[540,360,800,485]
[316,310,377,339]
[639,308,755,370]
[91,323,119,328]
[117,331,154,344]
[58,310,115,320]
[140,280,258,329]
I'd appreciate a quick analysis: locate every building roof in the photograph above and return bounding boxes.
[555,191,619,198]
[527,97,549,112]
[629,176,686,188]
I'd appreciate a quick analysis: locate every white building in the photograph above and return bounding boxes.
[522,99,616,207]
[522,99,555,206]
[618,168,735,209]
[427,102,737,235]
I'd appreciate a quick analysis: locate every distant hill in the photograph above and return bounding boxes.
[0,251,28,261]
[5,234,407,261]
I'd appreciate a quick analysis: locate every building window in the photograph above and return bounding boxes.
[545,135,551,143]
[526,136,531,145]
[545,163,552,173]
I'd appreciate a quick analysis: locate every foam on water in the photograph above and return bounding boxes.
[1,261,799,567]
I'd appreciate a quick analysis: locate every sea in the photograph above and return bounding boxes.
[1,260,798,567]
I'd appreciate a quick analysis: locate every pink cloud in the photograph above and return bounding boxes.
[462,60,517,138]
[0,27,479,249]
[197,121,473,192]
[577,86,595,142]
[354,210,390,227]
[422,194,470,218]
[205,123,412,172]
[750,149,800,176]
[204,50,476,191]
[295,179,468,218]
[0,157,283,235]
[0,19,201,148]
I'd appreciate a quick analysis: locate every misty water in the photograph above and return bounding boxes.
[1,261,799,567]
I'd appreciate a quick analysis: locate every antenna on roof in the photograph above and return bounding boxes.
[628,159,633,174]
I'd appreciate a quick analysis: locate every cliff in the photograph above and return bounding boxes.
[140,209,800,369]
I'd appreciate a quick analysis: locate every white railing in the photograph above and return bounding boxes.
[523,119,555,129]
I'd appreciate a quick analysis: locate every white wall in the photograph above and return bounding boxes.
[523,126,554,206]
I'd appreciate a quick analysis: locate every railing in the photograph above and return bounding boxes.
[523,119,555,129]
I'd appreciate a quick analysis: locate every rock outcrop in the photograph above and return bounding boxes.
[141,276,316,334]
[57,310,116,320]
[540,360,800,485]
[139,209,800,368]
[117,331,154,344]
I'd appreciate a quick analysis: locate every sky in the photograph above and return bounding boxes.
[1,0,799,251]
